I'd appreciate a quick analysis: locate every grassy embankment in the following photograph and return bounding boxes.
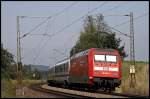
[1,61,149,97]
[116,61,149,96]
[1,79,46,98]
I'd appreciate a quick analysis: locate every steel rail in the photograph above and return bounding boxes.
[30,83,149,98]
[30,83,90,98]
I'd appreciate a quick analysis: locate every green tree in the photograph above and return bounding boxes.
[70,14,127,59]
[1,44,15,79]
[34,68,41,80]
[22,64,34,79]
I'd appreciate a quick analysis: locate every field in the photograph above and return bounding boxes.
[1,79,46,98]
[1,61,149,97]
[116,61,149,96]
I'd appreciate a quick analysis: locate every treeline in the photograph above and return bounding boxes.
[23,65,48,80]
[1,44,15,79]
[1,44,47,80]
[70,14,127,59]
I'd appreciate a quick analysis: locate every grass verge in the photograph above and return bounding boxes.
[1,79,46,98]
[116,61,149,96]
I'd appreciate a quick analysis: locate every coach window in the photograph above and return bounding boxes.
[59,65,62,72]
[66,63,68,71]
[62,64,64,72]
[64,63,66,72]
[55,66,57,73]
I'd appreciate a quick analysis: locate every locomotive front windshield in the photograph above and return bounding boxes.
[94,55,117,62]
[94,55,105,61]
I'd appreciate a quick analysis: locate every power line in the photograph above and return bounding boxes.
[63,13,148,55]
[26,2,147,65]
[53,1,78,17]
[32,38,49,65]
[30,2,107,65]
[25,18,51,64]
[31,2,78,64]
[50,1,130,38]
[32,1,129,64]
[90,2,129,18]
[32,19,52,65]
[50,2,107,37]
[20,2,78,64]
[104,14,128,17]
[112,13,148,28]
[22,18,51,59]
[21,16,52,18]
[101,2,129,14]
[21,1,78,39]
[102,13,148,38]
[20,16,51,39]
[108,26,131,37]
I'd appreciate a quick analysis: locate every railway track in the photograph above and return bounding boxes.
[30,84,149,98]
[95,90,149,98]
[30,83,89,98]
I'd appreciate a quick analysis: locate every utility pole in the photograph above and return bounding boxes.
[16,16,51,96]
[129,12,136,88]
[16,16,23,96]
[101,13,137,88]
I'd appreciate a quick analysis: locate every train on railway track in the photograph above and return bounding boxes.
[47,48,122,91]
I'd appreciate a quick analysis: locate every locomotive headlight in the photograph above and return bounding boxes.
[89,76,93,79]
[109,67,118,71]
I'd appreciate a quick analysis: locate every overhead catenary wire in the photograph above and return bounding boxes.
[22,17,51,55]
[49,1,131,38]
[92,2,129,16]
[20,1,78,39]
[101,13,149,38]
[52,1,78,17]
[30,2,78,65]
[45,2,130,59]
[112,13,148,28]
[20,16,51,39]
[31,1,132,65]
[22,17,52,59]
[55,12,149,57]
[19,2,78,64]
[101,2,129,14]
[22,2,147,65]
[30,2,107,65]
[49,2,107,37]
[32,18,52,65]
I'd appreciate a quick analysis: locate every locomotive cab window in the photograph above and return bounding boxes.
[106,55,117,62]
[94,55,105,61]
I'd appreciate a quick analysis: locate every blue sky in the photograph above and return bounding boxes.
[1,1,149,66]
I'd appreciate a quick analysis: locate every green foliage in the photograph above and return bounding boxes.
[70,14,127,59]
[1,79,46,98]
[22,64,48,80]
[1,80,16,98]
[1,44,16,79]
[34,68,41,80]
[119,61,149,96]
[22,64,34,79]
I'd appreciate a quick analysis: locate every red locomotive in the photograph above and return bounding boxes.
[48,48,122,91]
